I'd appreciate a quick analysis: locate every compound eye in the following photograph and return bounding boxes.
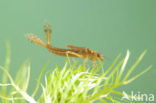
[97,53,100,57]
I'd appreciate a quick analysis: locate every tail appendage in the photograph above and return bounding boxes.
[44,23,51,45]
[25,34,46,47]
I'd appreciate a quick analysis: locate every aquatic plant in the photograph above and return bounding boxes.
[0,43,152,103]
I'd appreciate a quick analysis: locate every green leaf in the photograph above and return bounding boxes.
[12,60,30,92]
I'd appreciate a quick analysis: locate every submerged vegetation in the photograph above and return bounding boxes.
[0,43,152,103]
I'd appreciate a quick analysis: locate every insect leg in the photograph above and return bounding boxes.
[65,51,72,69]
[66,51,83,69]
[66,51,89,71]
[83,57,88,71]
[66,51,83,58]
[92,60,97,67]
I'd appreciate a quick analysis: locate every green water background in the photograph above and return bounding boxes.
[0,0,155,101]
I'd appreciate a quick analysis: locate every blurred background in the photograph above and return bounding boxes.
[0,0,155,100]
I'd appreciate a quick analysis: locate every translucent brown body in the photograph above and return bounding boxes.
[26,23,103,65]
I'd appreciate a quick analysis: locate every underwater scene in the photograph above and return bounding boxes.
[0,0,155,103]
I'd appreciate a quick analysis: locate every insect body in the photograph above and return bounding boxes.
[26,23,103,66]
